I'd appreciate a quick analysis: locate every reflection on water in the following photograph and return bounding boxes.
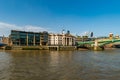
[0,52,13,80]
[0,49,120,80]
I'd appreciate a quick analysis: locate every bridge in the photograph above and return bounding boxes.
[76,38,120,50]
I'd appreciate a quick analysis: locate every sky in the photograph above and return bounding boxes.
[0,0,120,37]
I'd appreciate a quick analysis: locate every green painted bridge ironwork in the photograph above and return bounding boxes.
[77,38,120,47]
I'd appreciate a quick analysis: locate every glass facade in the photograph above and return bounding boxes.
[11,31,20,45]
[28,33,34,46]
[19,32,27,45]
[35,33,40,45]
[41,31,48,45]
[11,30,48,46]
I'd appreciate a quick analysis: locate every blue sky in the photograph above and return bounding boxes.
[0,0,120,37]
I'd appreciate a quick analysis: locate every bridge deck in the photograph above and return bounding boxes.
[77,39,120,47]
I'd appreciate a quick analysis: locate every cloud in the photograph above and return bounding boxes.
[80,31,91,36]
[23,25,48,32]
[0,22,49,37]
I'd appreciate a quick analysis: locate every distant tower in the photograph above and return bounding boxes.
[109,33,113,39]
[67,30,70,35]
[90,32,93,37]
[62,29,65,34]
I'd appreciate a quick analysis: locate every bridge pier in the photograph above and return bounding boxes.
[94,40,98,50]
[94,40,104,51]
[94,46,104,51]
[94,40,98,51]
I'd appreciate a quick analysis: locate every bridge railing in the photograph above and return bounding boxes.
[77,38,120,47]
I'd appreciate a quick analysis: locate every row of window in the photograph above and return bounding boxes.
[11,31,49,46]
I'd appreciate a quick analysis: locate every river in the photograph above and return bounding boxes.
[0,49,120,80]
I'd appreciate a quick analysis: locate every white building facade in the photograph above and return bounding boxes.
[49,33,75,46]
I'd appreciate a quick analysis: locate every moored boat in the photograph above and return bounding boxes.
[0,43,7,47]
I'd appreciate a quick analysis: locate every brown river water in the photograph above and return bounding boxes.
[0,49,120,80]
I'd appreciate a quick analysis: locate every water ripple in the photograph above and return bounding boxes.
[0,50,120,80]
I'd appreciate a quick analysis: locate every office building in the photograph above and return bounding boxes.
[10,30,48,46]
